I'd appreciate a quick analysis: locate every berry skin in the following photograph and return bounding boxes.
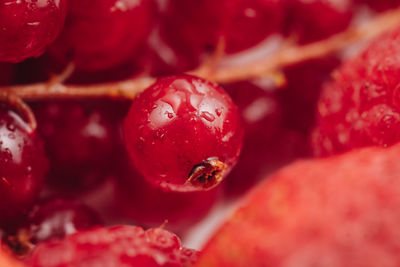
[26,198,103,244]
[284,0,354,43]
[197,144,400,267]
[313,28,400,156]
[0,108,48,227]
[116,158,220,233]
[27,225,198,267]
[0,0,67,63]
[33,100,125,193]
[48,0,154,72]
[123,75,243,192]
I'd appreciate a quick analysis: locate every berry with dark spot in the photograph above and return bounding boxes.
[123,75,242,192]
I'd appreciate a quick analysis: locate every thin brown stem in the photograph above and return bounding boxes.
[2,8,400,100]
[0,91,37,132]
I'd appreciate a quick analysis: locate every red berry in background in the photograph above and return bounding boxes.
[284,0,354,43]
[197,144,400,267]
[280,57,341,133]
[162,0,283,55]
[222,0,284,53]
[0,108,48,227]
[116,158,220,233]
[0,0,67,63]
[33,100,125,193]
[355,0,400,11]
[28,225,198,267]
[313,28,400,156]
[47,0,154,72]
[0,248,23,267]
[124,75,243,192]
[26,198,103,244]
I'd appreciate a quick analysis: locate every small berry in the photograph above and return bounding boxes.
[33,100,126,193]
[284,0,354,43]
[313,28,400,156]
[27,198,103,244]
[123,75,243,192]
[198,144,400,266]
[0,0,67,62]
[48,0,154,72]
[27,225,198,267]
[0,108,48,227]
[116,158,220,232]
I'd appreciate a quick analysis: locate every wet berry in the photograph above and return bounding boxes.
[284,0,354,43]
[123,75,243,192]
[27,225,198,267]
[116,157,220,232]
[48,0,154,72]
[313,28,400,156]
[0,108,48,227]
[33,100,125,193]
[0,0,67,62]
[26,198,103,244]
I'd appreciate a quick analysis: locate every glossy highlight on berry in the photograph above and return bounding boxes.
[0,0,67,62]
[124,75,243,192]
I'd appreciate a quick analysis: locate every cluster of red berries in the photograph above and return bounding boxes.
[0,0,400,266]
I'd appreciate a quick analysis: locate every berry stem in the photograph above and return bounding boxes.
[2,8,400,101]
[0,91,37,132]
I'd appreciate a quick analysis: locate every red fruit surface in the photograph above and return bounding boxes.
[33,100,125,193]
[198,144,400,267]
[162,0,283,54]
[28,225,198,267]
[284,0,353,43]
[48,0,154,72]
[116,159,220,232]
[27,198,102,243]
[0,108,48,227]
[0,0,67,62]
[124,75,243,192]
[313,28,400,156]
[0,249,23,267]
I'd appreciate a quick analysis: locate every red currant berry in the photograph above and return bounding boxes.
[313,28,400,156]
[124,75,243,192]
[27,198,103,244]
[48,0,155,72]
[116,158,220,232]
[33,100,126,193]
[0,0,67,62]
[284,0,354,43]
[27,225,199,267]
[0,108,48,227]
[222,0,284,53]
[223,81,308,196]
[280,57,341,133]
